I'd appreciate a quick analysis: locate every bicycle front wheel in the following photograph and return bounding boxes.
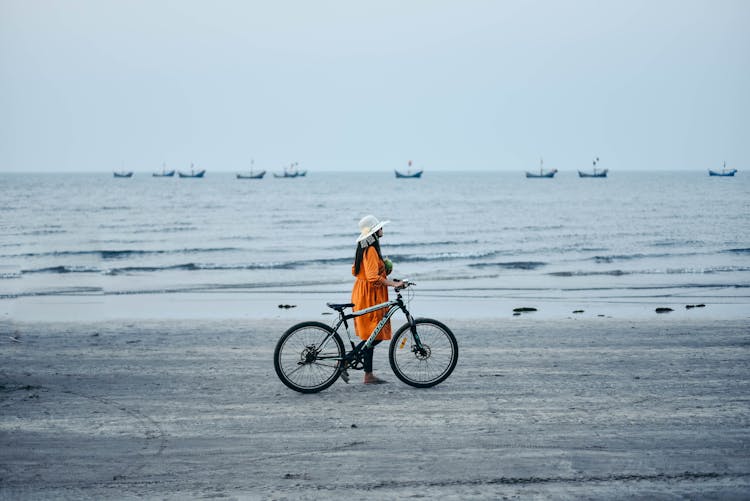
[389,318,458,388]
[274,321,345,393]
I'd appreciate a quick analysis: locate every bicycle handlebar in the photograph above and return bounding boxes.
[394,280,415,292]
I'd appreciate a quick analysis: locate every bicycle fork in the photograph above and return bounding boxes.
[403,307,426,351]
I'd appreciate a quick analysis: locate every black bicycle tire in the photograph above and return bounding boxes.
[389,318,458,388]
[274,321,345,393]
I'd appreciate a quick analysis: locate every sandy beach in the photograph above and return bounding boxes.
[1,314,749,500]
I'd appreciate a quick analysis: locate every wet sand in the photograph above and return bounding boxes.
[1,317,749,499]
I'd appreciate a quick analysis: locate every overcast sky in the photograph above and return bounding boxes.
[1,0,748,172]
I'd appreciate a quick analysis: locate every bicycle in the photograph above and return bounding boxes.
[273,281,458,393]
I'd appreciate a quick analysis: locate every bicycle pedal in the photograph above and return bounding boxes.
[341,369,350,384]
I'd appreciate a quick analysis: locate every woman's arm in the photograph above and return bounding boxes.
[363,248,404,288]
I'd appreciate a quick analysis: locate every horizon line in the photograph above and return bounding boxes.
[0,168,735,174]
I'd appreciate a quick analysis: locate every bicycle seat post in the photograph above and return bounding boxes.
[339,309,347,326]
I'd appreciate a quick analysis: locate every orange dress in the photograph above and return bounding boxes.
[351,246,392,341]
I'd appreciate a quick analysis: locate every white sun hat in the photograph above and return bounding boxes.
[356,214,390,243]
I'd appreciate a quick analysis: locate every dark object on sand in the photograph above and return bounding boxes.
[573,310,584,314]
[656,307,674,313]
[278,304,297,309]
[513,307,538,313]
[686,304,706,309]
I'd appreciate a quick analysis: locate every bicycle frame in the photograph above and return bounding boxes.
[320,291,421,364]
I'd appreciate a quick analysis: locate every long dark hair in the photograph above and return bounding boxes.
[354,236,383,275]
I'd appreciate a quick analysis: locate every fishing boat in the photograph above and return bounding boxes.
[178,164,206,178]
[395,169,423,178]
[153,163,175,177]
[525,158,557,178]
[113,171,133,178]
[237,170,266,179]
[709,162,737,177]
[395,160,423,178]
[578,157,608,178]
[237,160,266,179]
[274,162,304,178]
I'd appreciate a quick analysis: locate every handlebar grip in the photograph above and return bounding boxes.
[394,280,415,292]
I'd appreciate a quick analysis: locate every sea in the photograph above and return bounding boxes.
[1,170,749,321]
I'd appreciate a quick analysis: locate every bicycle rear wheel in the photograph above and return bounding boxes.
[274,321,345,393]
[389,318,458,388]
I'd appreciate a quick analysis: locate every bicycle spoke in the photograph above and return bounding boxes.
[389,319,458,388]
[274,322,345,393]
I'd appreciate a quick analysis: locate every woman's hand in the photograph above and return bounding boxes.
[386,279,406,289]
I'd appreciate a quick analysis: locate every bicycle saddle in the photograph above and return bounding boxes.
[326,302,354,311]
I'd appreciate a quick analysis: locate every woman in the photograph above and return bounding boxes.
[351,215,405,384]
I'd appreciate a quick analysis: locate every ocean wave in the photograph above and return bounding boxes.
[592,253,673,263]
[524,224,565,231]
[386,239,481,249]
[21,265,101,275]
[97,224,195,234]
[591,248,749,263]
[105,257,353,275]
[138,227,197,234]
[549,270,628,277]
[99,205,132,211]
[1,280,341,299]
[3,226,67,237]
[13,256,354,277]
[469,261,547,270]
[0,286,103,299]
[549,266,750,277]
[650,239,706,248]
[103,262,285,275]
[105,264,203,274]
[559,283,750,292]
[322,231,357,239]
[21,229,68,236]
[389,250,502,263]
[5,247,242,259]
[276,218,316,225]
